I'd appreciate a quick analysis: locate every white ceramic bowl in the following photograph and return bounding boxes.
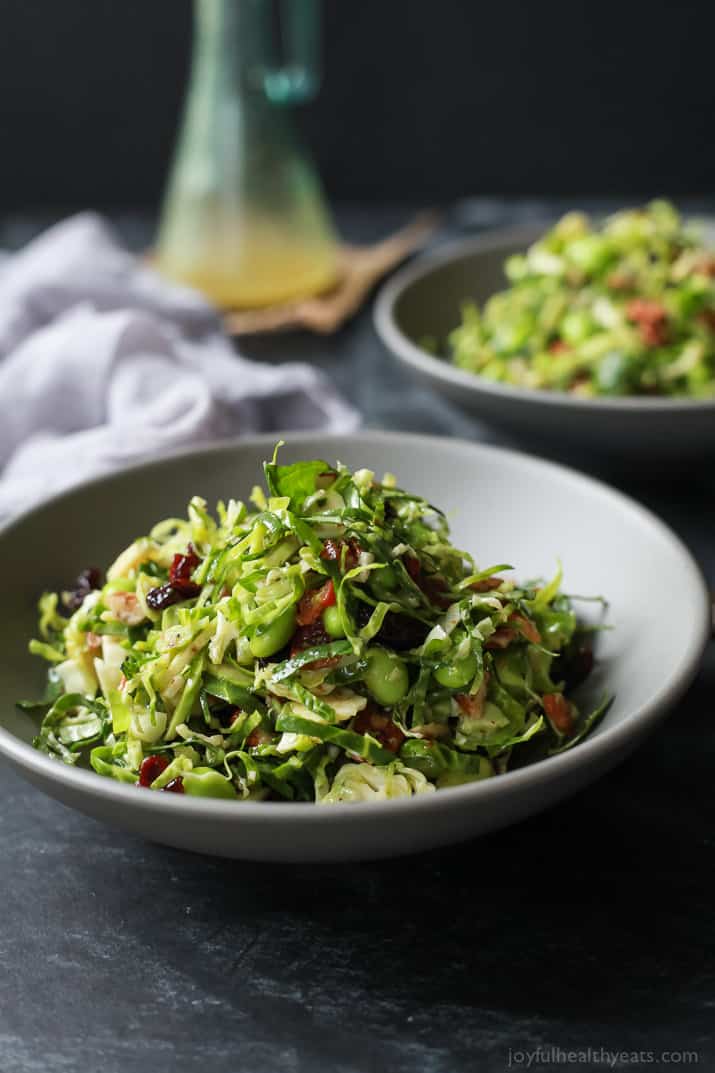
[0,432,709,860]
[374,226,715,463]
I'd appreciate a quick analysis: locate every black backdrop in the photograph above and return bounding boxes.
[2,0,714,210]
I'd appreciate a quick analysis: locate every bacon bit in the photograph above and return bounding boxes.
[542,692,574,735]
[509,613,542,645]
[162,777,185,793]
[607,270,633,291]
[352,708,405,753]
[320,538,361,572]
[137,754,169,788]
[456,674,489,718]
[470,576,503,593]
[485,627,516,650]
[626,298,668,347]
[548,339,572,354]
[693,255,715,278]
[296,579,336,626]
[414,722,451,740]
[245,727,274,748]
[85,631,102,652]
[229,710,241,725]
[106,590,146,626]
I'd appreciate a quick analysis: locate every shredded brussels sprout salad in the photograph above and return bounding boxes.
[448,200,715,397]
[23,450,610,804]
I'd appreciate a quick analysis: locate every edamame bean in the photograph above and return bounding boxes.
[364,646,409,706]
[434,653,478,690]
[249,606,297,659]
[369,565,398,597]
[322,604,345,638]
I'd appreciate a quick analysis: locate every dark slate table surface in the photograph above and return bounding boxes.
[1,202,714,1073]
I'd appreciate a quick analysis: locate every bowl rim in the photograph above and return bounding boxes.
[0,429,710,826]
[373,224,715,413]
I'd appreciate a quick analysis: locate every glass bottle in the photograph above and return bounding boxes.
[154,0,339,309]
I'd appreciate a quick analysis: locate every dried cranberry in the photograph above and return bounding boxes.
[290,621,331,656]
[65,566,104,611]
[162,777,185,793]
[376,612,428,651]
[146,546,201,609]
[404,555,421,581]
[352,708,405,753]
[169,545,201,593]
[320,538,361,571]
[146,583,183,611]
[138,754,170,788]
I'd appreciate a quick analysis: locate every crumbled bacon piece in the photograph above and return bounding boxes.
[456,674,489,718]
[470,576,503,593]
[543,692,574,735]
[626,298,668,347]
[485,627,516,650]
[548,339,571,354]
[509,613,542,645]
[245,727,274,748]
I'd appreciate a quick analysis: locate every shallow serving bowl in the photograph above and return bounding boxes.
[374,225,715,462]
[0,432,709,861]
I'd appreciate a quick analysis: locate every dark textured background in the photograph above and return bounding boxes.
[1,0,714,209]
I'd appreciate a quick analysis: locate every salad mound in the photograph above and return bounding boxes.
[449,200,715,397]
[24,453,608,804]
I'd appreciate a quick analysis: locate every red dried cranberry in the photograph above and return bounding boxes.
[146,583,182,611]
[65,566,104,611]
[169,545,201,593]
[375,612,428,651]
[352,708,405,753]
[404,555,421,581]
[320,538,361,571]
[146,546,201,610]
[138,754,169,788]
[290,621,331,656]
[162,777,185,793]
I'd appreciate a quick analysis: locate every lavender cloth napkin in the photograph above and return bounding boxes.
[0,213,360,521]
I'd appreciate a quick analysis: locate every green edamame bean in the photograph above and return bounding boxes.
[364,647,409,706]
[183,768,237,799]
[434,653,478,690]
[322,604,345,638]
[249,606,297,659]
[369,565,398,597]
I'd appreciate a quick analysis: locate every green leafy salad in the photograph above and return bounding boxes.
[449,200,715,397]
[24,452,609,804]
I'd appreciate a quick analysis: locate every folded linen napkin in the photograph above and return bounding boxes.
[0,213,360,521]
